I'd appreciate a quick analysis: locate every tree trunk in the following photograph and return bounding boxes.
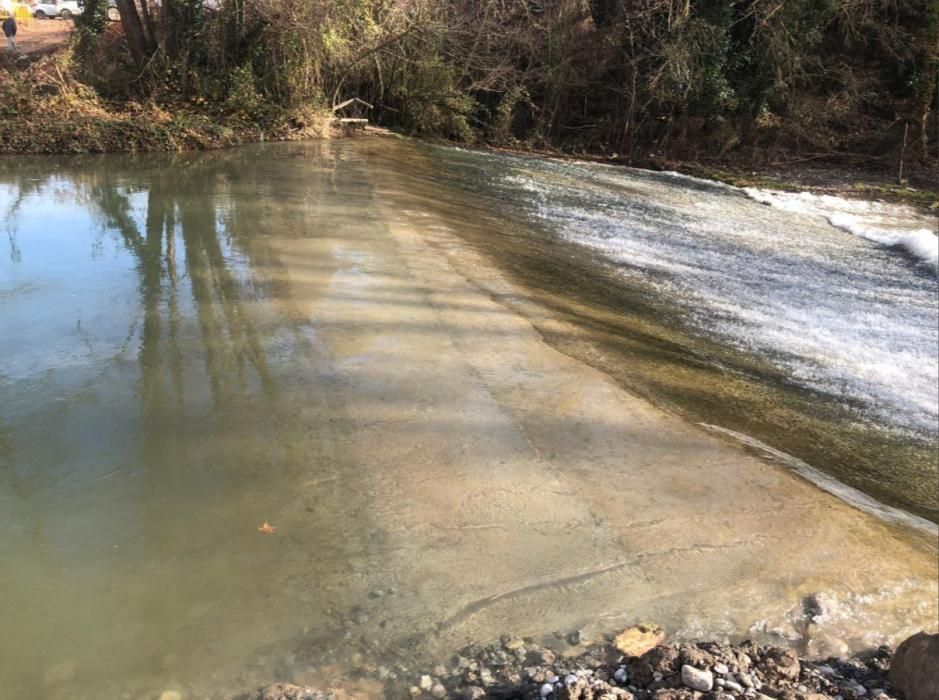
[115,0,153,68]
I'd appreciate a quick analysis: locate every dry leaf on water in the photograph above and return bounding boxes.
[257,521,277,534]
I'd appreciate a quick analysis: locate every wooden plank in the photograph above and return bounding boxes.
[332,98,374,113]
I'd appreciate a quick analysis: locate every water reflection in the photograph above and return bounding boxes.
[0,146,375,699]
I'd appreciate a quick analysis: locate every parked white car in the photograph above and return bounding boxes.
[32,0,82,19]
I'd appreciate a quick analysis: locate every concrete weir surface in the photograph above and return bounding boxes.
[0,138,936,699]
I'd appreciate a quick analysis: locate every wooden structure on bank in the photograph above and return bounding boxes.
[332,97,372,131]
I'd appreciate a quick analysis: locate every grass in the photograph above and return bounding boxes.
[0,50,331,155]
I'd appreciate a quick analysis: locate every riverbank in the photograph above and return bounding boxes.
[2,45,936,209]
[0,50,332,154]
[241,628,929,700]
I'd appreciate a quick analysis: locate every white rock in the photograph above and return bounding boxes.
[540,682,555,697]
[564,674,578,686]
[419,674,433,691]
[613,667,628,684]
[714,663,730,675]
[682,664,714,692]
[430,683,447,699]
[725,680,744,693]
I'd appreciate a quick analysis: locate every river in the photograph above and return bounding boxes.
[0,138,936,699]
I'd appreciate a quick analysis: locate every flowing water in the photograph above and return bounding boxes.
[0,138,936,700]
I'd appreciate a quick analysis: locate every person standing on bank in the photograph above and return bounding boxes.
[3,15,18,53]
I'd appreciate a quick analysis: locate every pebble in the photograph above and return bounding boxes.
[540,681,555,697]
[682,664,715,692]
[430,682,447,698]
[565,674,578,685]
[567,630,582,646]
[419,674,433,691]
[714,662,730,675]
[462,687,486,700]
[158,693,182,700]
[725,680,744,693]
[613,666,628,684]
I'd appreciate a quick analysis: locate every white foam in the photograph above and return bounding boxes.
[744,188,938,272]
[498,161,939,437]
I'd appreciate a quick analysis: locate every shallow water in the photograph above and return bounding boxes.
[0,139,936,700]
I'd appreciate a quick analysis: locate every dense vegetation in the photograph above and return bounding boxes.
[5,0,938,175]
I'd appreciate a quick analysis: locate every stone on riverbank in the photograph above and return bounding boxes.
[681,664,713,691]
[614,624,665,658]
[888,631,939,700]
[243,631,914,700]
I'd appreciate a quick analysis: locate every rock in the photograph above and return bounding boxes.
[713,663,729,675]
[430,683,447,698]
[503,638,526,651]
[888,632,939,700]
[613,667,629,684]
[541,682,556,697]
[479,667,494,686]
[724,680,743,693]
[629,645,680,687]
[762,648,800,681]
[848,682,868,697]
[158,693,182,700]
[408,687,421,698]
[462,687,486,700]
[258,684,325,700]
[568,630,583,646]
[419,674,434,691]
[679,644,715,669]
[681,664,714,692]
[615,624,666,658]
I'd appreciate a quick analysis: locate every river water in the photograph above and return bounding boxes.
[0,138,936,699]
